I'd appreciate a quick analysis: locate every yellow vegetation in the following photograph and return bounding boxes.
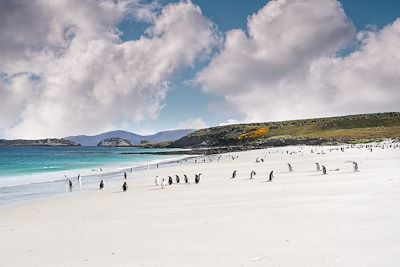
[239,127,269,141]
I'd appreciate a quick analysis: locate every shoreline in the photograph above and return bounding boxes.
[1,143,399,266]
[0,153,199,206]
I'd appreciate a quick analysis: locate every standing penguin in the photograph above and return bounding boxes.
[352,161,359,172]
[268,171,274,182]
[124,171,127,180]
[122,182,128,192]
[161,178,167,189]
[77,174,82,187]
[155,176,160,186]
[250,171,256,179]
[175,175,180,184]
[184,174,189,184]
[315,163,321,172]
[231,170,237,179]
[288,164,293,172]
[168,176,173,185]
[195,173,202,184]
[68,179,73,192]
[99,180,104,190]
[322,165,327,175]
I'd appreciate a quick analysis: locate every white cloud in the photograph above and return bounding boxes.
[197,0,400,122]
[0,0,218,138]
[178,118,207,129]
[218,119,240,126]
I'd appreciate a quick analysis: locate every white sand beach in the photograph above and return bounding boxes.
[1,144,400,266]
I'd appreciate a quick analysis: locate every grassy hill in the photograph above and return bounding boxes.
[171,112,400,148]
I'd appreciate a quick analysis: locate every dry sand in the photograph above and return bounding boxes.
[1,144,400,266]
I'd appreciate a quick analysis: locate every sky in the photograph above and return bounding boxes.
[0,0,399,139]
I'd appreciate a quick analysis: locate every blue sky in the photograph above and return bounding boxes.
[1,0,399,138]
[118,0,400,134]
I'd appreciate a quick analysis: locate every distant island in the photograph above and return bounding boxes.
[65,129,194,146]
[0,138,80,147]
[97,138,133,147]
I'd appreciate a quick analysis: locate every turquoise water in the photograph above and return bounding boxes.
[0,146,179,178]
[0,146,186,205]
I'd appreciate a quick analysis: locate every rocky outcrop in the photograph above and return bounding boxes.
[0,138,80,146]
[97,138,133,147]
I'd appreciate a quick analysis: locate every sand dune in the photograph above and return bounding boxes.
[1,144,399,266]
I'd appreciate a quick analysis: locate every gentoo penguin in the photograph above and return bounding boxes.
[231,170,237,179]
[168,176,173,185]
[68,179,73,192]
[315,163,321,172]
[352,161,359,172]
[64,176,69,191]
[250,171,256,179]
[268,171,274,182]
[124,171,127,180]
[161,178,166,189]
[288,163,293,172]
[175,175,180,184]
[184,174,189,184]
[122,182,128,192]
[77,174,82,187]
[195,173,202,184]
[322,165,327,175]
[99,180,104,190]
[155,176,160,186]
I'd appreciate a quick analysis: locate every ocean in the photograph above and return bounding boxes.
[0,146,187,205]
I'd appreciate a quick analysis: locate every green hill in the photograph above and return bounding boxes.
[171,112,400,148]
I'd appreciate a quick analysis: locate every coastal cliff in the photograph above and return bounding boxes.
[0,138,80,146]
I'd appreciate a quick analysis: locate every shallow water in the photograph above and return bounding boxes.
[0,146,187,205]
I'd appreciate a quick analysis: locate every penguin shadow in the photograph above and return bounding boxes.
[259,180,273,183]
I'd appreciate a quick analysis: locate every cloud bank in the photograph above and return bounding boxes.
[0,0,217,138]
[197,0,400,122]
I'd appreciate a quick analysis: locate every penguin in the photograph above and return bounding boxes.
[168,176,173,185]
[261,158,264,162]
[322,165,327,175]
[352,161,359,172]
[288,163,293,172]
[77,174,82,187]
[122,182,128,192]
[195,173,202,184]
[68,179,73,192]
[64,175,69,191]
[250,171,256,179]
[99,180,104,190]
[175,175,180,184]
[155,176,160,186]
[161,178,166,189]
[184,174,189,184]
[124,171,127,180]
[268,171,274,182]
[231,170,237,179]
[315,163,320,172]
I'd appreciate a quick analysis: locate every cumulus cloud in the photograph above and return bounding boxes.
[197,0,400,122]
[177,118,207,129]
[0,0,218,138]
